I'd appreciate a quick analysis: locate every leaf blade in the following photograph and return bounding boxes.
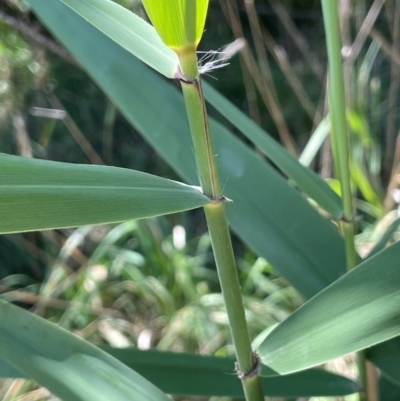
[0,153,208,233]
[0,300,170,401]
[141,0,209,50]
[60,0,178,78]
[104,347,358,397]
[203,82,343,219]
[258,242,400,375]
[0,347,359,397]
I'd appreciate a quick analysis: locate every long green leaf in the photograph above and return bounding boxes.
[60,0,178,78]
[0,300,170,401]
[258,242,400,375]
[203,83,343,219]
[105,348,358,397]
[0,347,358,397]
[0,153,207,233]
[28,0,348,299]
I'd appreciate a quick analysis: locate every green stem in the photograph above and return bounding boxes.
[181,80,220,197]
[321,2,367,400]
[203,203,254,370]
[180,63,264,401]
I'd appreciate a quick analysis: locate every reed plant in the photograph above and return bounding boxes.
[0,1,400,401]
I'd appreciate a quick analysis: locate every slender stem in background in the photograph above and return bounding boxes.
[219,0,298,156]
[321,2,367,401]
[384,1,400,183]
[179,58,264,401]
[218,0,262,125]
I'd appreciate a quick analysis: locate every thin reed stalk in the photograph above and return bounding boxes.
[268,0,324,82]
[321,2,367,400]
[218,0,262,125]
[179,43,265,401]
[219,0,298,156]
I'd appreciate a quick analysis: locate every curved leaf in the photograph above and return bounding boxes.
[27,0,348,299]
[60,0,178,78]
[0,347,359,397]
[0,153,208,233]
[203,82,343,219]
[105,347,358,397]
[258,242,400,375]
[0,300,170,401]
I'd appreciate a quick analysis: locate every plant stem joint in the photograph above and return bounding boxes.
[205,194,230,203]
[175,67,197,84]
[235,352,261,380]
[340,216,356,223]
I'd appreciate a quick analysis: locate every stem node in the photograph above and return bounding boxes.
[235,352,261,380]
[175,66,198,83]
[204,194,231,204]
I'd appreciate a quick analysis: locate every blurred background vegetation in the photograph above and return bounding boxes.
[0,0,399,400]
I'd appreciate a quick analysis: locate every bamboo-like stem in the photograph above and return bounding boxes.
[180,61,264,401]
[322,3,354,227]
[180,80,220,198]
[321,2,367,400]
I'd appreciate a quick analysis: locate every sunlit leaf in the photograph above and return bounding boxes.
[258,242,400,375]
[141,0,209,51]
[61,0,178,78]
[299,117,331,166]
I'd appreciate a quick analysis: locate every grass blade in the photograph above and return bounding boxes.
[0,153,208,233]
[299,117,331,166]
[203,82,343,219]
[0,300,170,401]
[0,347,359,397]
[141,0,209,50]
[60,0,178,78]
[106,348,358,397]
[258,242,400,375]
